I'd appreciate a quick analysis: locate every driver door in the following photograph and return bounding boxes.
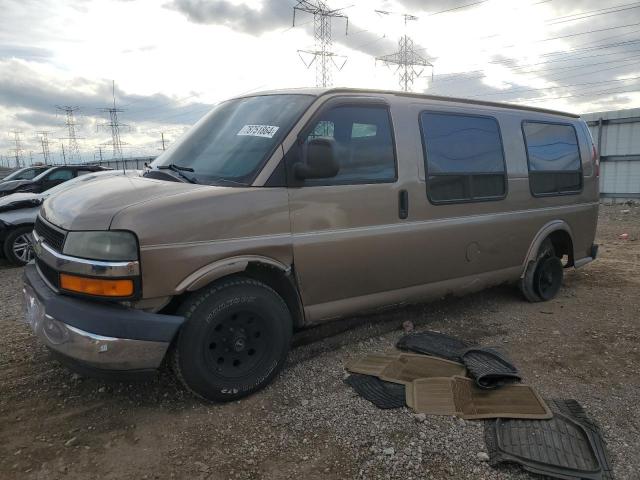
[286,98,406,322]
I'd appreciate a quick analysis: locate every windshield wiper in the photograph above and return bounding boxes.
[205,176,250,187]
[157,164,197,184]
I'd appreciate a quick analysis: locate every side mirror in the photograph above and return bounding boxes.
[294,137,340,180]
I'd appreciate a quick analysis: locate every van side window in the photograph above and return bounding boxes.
[303,106,396,185]
[420,112,506,203]
[522,121,582,196]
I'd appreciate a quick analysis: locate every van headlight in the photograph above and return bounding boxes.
[63,231,139,261]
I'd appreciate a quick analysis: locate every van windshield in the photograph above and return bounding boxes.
[151,94,314,185]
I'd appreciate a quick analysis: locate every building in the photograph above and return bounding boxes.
[583,108,640,203]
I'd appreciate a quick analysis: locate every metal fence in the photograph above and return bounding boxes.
[583,109,640,202]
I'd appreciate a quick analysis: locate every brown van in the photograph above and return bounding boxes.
[22,88,599,401]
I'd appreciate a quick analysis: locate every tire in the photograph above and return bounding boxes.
[519,238,557,302]
[533,256,563,301]
[171,277,293,402]
[3,225,35,266]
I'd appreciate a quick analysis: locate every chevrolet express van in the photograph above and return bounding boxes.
[22,88,599,401]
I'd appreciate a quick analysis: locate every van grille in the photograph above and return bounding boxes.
[35,217,66,252]
[36,258,60,288]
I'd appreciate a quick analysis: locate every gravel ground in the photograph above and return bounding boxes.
[0,204,639,479]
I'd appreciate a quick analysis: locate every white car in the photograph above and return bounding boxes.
[0,170,139,265]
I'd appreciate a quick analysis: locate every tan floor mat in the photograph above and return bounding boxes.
[346,353,466,385]
[345,354,399,377]
[379,354,466,386]
[410,376,552,420]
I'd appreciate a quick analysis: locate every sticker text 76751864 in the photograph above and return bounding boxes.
[237,125,280,138]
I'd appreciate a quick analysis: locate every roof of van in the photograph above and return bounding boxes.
[239,87,580,119]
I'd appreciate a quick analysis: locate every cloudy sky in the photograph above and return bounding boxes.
[1,0,640,166]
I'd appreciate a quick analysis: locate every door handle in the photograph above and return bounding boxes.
[398,189,409,219]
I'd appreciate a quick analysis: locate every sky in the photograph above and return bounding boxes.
[1,0,640,166]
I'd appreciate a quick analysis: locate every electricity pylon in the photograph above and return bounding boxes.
[56,106,82,163]
[98,81,127,159]
[375,13,433,92]
[36,131,52,164]
[293,1,349,87]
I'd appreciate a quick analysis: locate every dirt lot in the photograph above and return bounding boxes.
[1,204,639,480]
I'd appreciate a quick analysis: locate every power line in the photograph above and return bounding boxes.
[293,1,350,87]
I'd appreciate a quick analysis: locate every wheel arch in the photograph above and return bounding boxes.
[521,220,575,278]
[175,255,305,329]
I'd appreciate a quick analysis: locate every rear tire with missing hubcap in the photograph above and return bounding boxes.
[171,277,292,402]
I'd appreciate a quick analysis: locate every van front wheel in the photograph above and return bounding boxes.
[171,277,293,402]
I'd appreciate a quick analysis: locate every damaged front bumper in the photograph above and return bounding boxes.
[22,263,183,376]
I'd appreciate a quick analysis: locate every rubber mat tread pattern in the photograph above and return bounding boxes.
[344,374,406,409]
[396,331,473,361]
[461,347,521,389]
[484,398,613,480]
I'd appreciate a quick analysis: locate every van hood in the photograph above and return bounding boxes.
[40,175,207,231]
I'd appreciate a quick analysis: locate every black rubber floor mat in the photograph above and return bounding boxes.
[461,348,521,389]
[485,398,613,480]
[344,374,406,409]
[396,331,473,361]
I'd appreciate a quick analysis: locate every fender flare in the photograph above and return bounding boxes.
[520,220,574,278]
[175,255,291,293]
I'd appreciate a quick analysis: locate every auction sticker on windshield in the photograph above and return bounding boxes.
[237,125,280,138]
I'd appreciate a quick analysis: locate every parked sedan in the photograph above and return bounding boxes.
[0,165,106,198]
[0,170,138,265]
[0,166,50,183]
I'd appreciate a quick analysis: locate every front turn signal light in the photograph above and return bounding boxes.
[60,274,134,297]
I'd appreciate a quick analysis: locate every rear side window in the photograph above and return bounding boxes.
[47,169,74,181]
[303,105,396,185]
[420,112,506,203]
[522,121,582,196]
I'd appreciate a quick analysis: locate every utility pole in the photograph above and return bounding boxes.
[56,106,82,163]
[293,1,349,87]
[9,130,24,168]
[375,12,433,92]
[98,81,127,171]
[160,132,167,151]
[36,131,52,164]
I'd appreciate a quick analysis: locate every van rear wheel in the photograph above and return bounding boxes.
[519,238,561,302]
[171,277,292,402]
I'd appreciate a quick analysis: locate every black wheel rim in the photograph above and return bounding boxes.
[202,309,271,378]
[534,256,562,300]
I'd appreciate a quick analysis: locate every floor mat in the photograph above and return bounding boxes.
[345,353,398,377]
[379,354,466,385]
[409,376,552,420]
[396,331,472,361]
[344,374,406,409]
[461,348,521,389]
[484,399,613,480]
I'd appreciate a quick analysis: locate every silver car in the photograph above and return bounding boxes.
[0,170,138,265]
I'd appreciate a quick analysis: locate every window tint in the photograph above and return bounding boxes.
[47,169,74,181]
[303,106,396,184]
[420,112,506,203]
[522,121,582,196]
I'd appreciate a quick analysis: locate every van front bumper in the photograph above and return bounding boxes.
[22,263,184,374]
